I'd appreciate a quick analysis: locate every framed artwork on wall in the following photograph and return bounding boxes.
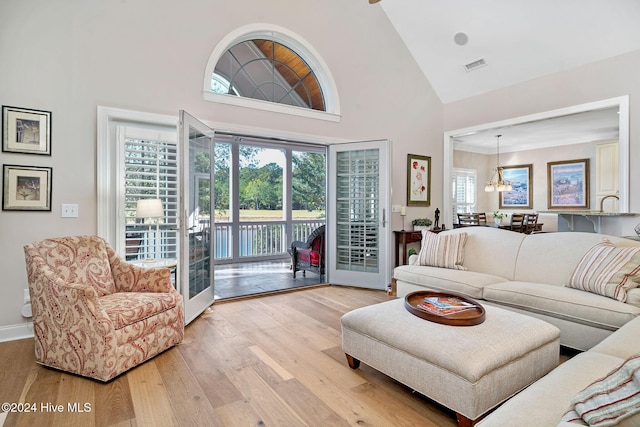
[547,158,590,209]
[2,105,52,155]
[407,154,431,206]
[499,164,533,209]
[2,164,52,211]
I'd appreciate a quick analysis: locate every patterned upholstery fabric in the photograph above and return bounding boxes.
[24,235,184,382]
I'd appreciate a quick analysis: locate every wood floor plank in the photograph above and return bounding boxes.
[94,376,135,427]
[153,349,225,426]
[126,361,178,427]
[224,366,309,426]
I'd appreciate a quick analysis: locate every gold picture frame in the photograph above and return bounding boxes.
[2,164,52,211]
[547,158,590,209]
[407,154,431,206]
[2,105,52,155]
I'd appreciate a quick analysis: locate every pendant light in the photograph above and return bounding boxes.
[484,135,513,192]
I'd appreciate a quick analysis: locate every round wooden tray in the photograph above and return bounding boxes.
[404,290,486,326]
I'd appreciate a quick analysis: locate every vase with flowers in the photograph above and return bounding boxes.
[492,211,505,226]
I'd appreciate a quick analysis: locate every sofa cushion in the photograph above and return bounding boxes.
[100,292,180,329]
[394,264,508,299]
[297,248,320,266]
[561,353,640,427]
[514,232,640,287]
[567,239,640,302]
[591,316,640,360]
[435,227,526,280]
[483,281,640,330]
[417,231,468,270]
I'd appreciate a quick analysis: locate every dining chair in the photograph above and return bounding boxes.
[509,213,526,232]
[457,213,480,227]
[473,213,487,224]
[523,213,539,234]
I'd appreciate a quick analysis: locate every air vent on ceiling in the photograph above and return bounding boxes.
[464,58,487,72]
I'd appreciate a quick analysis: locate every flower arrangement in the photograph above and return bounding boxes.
[412,218,432,227]
[412,217,432,231]
[492,211,505,219]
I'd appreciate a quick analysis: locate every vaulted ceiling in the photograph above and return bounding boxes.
[377,1,640,150]
[379,0,640,104]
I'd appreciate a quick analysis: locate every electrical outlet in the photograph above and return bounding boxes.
[61,204,79,218]
[24,289,30,304]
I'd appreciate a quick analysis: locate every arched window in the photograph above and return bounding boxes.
[203,24,340,121]
[211,72,238,95]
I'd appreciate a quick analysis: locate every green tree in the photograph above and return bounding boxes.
[292,152,326,211]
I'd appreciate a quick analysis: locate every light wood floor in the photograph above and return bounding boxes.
[0,286,459,427]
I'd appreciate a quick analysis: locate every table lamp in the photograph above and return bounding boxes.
[136,198,163,261]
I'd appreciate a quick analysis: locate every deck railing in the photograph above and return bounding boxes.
[213,220,325,261]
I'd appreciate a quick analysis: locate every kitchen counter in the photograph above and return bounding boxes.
[539,211,638,233]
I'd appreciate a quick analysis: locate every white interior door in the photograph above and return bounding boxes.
[327,140,391,289]
[179,111,216,324]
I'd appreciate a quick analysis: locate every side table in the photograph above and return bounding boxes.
[393,230,422,267]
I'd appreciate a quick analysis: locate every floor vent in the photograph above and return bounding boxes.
[464,58,487,71]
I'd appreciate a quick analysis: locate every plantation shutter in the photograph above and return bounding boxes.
[451,168,477,222]
[120,126,179,260]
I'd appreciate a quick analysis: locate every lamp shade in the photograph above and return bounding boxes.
[136,198,163,218]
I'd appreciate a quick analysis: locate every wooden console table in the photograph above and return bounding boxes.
[394,230,423,267]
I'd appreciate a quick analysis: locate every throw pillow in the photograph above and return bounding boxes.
[567,239,640,302]
[416,231,467,270]
[560,353,640,427]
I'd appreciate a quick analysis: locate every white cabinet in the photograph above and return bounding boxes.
[595,141,619,211]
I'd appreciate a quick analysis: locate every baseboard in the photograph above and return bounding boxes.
[0,321,34,342]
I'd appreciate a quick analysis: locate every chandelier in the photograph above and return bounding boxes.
[484,135,513,192]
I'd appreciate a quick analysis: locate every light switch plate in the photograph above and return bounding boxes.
[61,204,79,218]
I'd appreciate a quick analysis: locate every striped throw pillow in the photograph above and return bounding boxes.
[417,231,467,270]
[561,353,640,427]
[567,239,640,302]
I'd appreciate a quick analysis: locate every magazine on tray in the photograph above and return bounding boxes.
[417,296,476,315]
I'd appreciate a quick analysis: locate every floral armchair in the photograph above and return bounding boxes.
[23,235,184,382]
[289,225,325,280]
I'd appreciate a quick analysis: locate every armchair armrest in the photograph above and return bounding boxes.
[28,265,114,336]
[291,240,311,250]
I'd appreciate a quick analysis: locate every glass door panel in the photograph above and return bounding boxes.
[179,111,216,324]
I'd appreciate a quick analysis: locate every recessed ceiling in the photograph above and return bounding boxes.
[380,1,640,104]
[452,107,620,154]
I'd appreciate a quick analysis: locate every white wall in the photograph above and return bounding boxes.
[0,0,443,336]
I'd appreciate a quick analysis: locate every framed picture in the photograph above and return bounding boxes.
[547,158,590,209]
[2,164,52,211]
[499,164,533,209]
[407,154,431,206]
[2,106,52,155]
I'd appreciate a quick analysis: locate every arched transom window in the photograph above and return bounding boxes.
[203,25,339,121]
[215,40,324,111]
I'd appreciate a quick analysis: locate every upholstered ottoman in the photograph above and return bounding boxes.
[341,298,560,426]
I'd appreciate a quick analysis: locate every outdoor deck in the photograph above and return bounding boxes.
[214,259,324,300]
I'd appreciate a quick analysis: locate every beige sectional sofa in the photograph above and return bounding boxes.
[477,314,640,426]
[393,226,640,351]
[392,226,640,425]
